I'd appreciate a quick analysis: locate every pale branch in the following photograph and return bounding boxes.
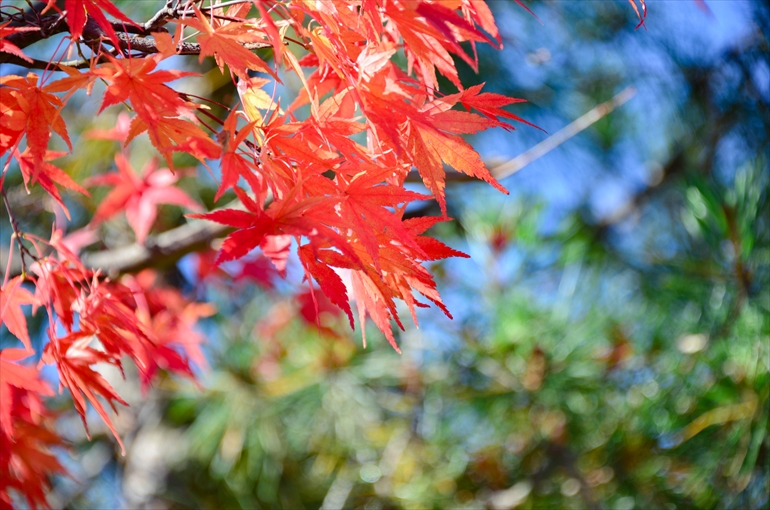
[81,209,236,277]
[405,87,637,184]
[488,86,637,179]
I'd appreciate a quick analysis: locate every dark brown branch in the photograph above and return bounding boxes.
[110,30,272,56]
[0,13,68,50]
[142,0,177,33]
[0,10,272,69]
[1,185,38,275]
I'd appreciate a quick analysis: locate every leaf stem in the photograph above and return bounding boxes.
[1,184,37,275]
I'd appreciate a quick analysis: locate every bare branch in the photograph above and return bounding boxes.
[488,86,637,179]
[405,86,638,184]
[1,201,243,279]
[142,0,177,33]
[111,31,271,55]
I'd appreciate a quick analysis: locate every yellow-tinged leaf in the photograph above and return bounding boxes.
[682,394,757,442]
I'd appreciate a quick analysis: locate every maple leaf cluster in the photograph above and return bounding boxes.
[0,227,213,508]
[0,0,545,507]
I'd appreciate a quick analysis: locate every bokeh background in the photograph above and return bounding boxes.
[1,0,768,508]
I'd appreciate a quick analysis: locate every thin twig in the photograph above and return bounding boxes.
[143,0,177,33]
[404,87,638,185]
[1,185,37,275]
[489,86,637,179]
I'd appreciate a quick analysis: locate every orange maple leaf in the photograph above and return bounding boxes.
[178,7,276,80]
[48,0,138,48]
[0,74,71,182]
[42,332,129,455]
[0,278,38,352]
[0,23,39,63]
[88,153,201,244]
[15,149,89,219]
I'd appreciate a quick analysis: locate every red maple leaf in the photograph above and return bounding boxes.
[46,0,138,48]
[464,0,502,46]
[298,244,354,328]
[88,153,201,244]
[410,118,508,215]
[15,148,90,219]
[455,84,538,129]
[1,351,63,510]
[0,277,38,352]
[130,115,220,170]
[0,23,39,63]
[190,186,338,265]
[213,111,262,201]
[94,55,196,118]
[42,332,129,455]
[0,419,66,510]
[0,73,71,181]
[177,7,276,80]
[0,349,53,437]
[308,165,430,271]
[92,55,201,167]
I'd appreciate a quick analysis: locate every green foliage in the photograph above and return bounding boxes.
[107,156,766,509]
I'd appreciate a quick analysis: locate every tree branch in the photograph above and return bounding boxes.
[0,54,98,70]
[0,13,68,51]
[0,9,272,70]
[110,30,271,56]
[488,86,637,180]
[1,185,39,275]
[142,0,177,33]
[81,211,236,277]
[76,198,250,277]
[1,201,243,279]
